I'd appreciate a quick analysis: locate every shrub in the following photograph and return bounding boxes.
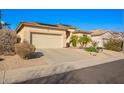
[70,35,78,47]
[15,41,36,59]
[103,38,123,52]
[0,30,17,55]
[85,46,97,53]
[78,35,92,48]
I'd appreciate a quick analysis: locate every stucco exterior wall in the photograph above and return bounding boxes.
[92,36,103,47]
[17,26,67,48]
[17,26,27,43]
[66,29,76,43]
[92,32,113,47]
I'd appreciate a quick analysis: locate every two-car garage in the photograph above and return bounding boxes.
[31,32,63,49]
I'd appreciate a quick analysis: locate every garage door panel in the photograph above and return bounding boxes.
[31,33,63,49]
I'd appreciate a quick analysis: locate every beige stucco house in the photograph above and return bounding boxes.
[16,22,76,49]
[91,30,114,47]
[91,30,123,47]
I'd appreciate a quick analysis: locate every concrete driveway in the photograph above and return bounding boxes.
[37,48,124,64]
[37,48,93,64]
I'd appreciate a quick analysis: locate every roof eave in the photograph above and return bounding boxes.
[73,31,91,34]
[16,23,68,33]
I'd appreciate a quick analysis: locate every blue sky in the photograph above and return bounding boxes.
[1,9,124,32]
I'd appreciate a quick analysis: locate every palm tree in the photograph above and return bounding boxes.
[70,35,78,47]
[78,35,92,48]
[78,35,85,48]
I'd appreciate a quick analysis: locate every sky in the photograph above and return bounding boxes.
[1,9,124,32]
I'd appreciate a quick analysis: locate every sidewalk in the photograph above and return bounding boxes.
[0,49,124,84]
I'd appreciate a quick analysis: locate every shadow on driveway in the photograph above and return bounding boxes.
[0,58,4,61]
[30,52,44,59]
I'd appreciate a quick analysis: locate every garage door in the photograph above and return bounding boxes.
[31,33,63,49]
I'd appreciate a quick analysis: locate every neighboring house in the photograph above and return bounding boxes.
[91,30,114,47]
[16,22,76,49]
[91,30,124,47]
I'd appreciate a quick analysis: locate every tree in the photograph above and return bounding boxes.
[0,10,17,55]
[0,10,11,31]
[0,30,17,55]
[78,35,92,48]
[78,35,85,47]
[0,10,2,29]
[70,35,78,47]
[122,32,124,52]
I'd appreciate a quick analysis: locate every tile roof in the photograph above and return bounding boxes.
[16,22,76,33]
[113,32,123,38]
[21,22,76,29]
[91,30,112,36]
[73,30,91,34]
[56,24,76,29]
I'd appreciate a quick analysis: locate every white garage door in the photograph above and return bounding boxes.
[31,33,63,49]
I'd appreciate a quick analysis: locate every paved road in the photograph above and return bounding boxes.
[18,59,124,84]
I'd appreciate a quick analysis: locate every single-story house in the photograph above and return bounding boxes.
[91,30,124,47]
[16,22,76,49]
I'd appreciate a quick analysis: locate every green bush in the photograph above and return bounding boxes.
[78,35,92,48]
[15,41,36,59]
[103,38,123,52]
[70,35,78,47]
[85,47,97,52]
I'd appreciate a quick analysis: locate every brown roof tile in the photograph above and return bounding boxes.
[91,30,112,36]
[73,30,91,34]
[16,22,76,33]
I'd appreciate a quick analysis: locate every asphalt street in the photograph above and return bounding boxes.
[18,59,124,84]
